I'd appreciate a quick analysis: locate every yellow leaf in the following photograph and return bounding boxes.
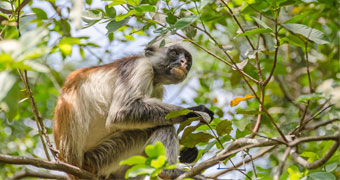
[230,94,254,107]
[213,97,218,103]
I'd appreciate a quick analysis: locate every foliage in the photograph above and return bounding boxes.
[120,142,176,179]
[0,0,339,179]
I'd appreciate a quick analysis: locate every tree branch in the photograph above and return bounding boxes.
[273,147,290,180]
[0,0,31,14]
[5,168,67,180]
[303,119,340,132]
[290,139,339,169]
[219,0,256,50]
[207,146,277,179]
[0,154,95,179]
[176,134,340,179]
[17,70,59,161]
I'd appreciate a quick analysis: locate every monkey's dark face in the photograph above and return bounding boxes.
[146,45,192,85]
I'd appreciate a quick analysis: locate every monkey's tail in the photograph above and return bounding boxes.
[179,147,198,163]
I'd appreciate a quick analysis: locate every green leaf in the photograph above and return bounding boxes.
[252,17,271,30]
[135,5,156,13]
[159,39,165,48]
[24,60,50,73]
[280,34,305,48]
[125,164,154,178]
[236,28,272,38]
[105,5,116,18]
[180,132,214,148]
[166,13,177,25]
[126,0,139,6]
[325,163,338,172]
[145,141,166,158]
[0,71,16,102]
[109,0,126,7]
[183,26,197,39]
[79,48,85,59]
[120,155,147,166]
[0,1,11,12]
[59,37,84,45]
[200,0,212,10]
[308,172,336,180]
[150,155,167,168]
[216,120,232,136]
[181,124,202,140]
[283,11,312,24]
[20,47,50,61]
[106,18,130,33]
[166,109,192,120]
[116,10,135,21]
[32,8,48,20]
[85,0,92,5]
[282,23,329,44]
[58,43,72,56]
[301,151,318,162]
[295,93,324,103]
[165,164,177,169]
[82,9,103,24]
[177,117,197,134]
[174,15,199,30]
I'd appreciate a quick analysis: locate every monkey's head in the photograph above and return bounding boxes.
[145,44,192,85]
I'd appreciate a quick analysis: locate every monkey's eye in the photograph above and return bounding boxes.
[169,50,178,57]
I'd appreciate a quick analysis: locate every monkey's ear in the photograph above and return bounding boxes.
[145,47,155,57]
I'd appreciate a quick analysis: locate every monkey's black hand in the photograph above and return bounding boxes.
[186,105,214,122]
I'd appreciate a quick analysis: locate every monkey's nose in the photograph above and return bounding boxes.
[180,59,187,67]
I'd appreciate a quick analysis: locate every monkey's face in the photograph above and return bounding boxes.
[147,45,192,85]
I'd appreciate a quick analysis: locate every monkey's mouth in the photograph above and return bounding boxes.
[170,66,188,80]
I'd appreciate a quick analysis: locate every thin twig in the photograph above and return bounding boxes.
[219,0,256,50]
[263,10,280,86]
[304,41,314,93]
[273,147,291,180]
[17,70,59,160]
[207,146,276,178]
[291,105,333,134]
[303,118,340,132]
[275,76,304,111]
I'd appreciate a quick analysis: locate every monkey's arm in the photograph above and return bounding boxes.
[106,98,187,129]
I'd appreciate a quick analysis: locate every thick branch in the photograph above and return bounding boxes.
[5,168,67,180]
[290,139,339,169]
[0,154,95,179]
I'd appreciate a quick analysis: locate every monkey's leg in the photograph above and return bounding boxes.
[144,126,205,180]
[144,125,179,164]
[144,126,186,179]
[83,129,154,178]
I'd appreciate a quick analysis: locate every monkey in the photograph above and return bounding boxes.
[53,42,214,179]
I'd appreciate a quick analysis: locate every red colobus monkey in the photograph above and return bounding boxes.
[53,43,214,179]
